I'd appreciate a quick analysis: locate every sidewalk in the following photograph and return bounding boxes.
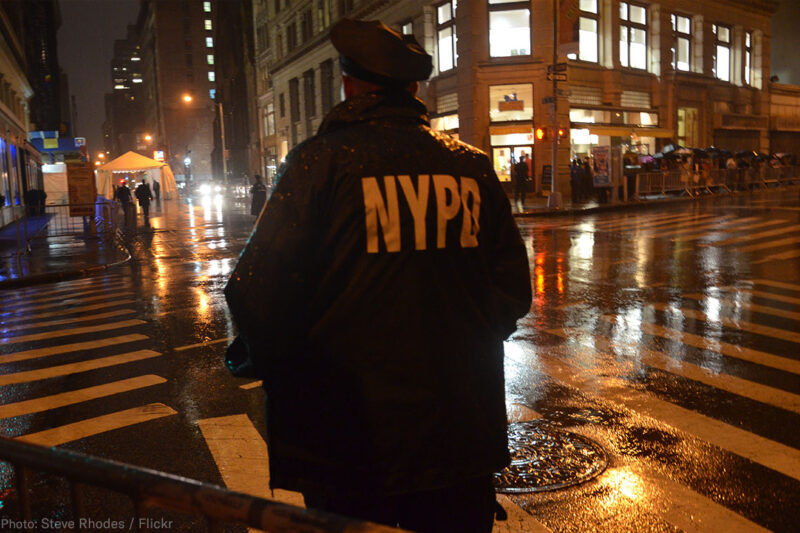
[0,218,131,291]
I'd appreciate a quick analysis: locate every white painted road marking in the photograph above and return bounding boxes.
[0,334,149,364]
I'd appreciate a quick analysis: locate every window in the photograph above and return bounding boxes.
[208,71,215,82]
[203,1,211,13]
[301,10,313,41]
[205,19,212,31]
[206,37,214,48]
[207,54,214,65]
[745,31,752,85]
[402,22,413,35]
[338,0,353,16]
[209,88,216,99]
[279,93,285,117]
[620,2,647,69]
[671,14,691,71]
[287,22,297,51]
[437,1,457,71]
[320,59,334,114]
[289,78,300,122]
[488,1,530,58]
[185,53,193,67]
[567,0,598,62]
[489,83,533,122]
[265,103,276,136]
[303,69,316,119]
[317,0,331,30]
[712,24,731,82]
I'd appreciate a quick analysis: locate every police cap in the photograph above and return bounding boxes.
[331,18,433,86]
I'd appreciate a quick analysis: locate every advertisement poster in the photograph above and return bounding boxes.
[67,163,96,216]
[592,146,611,187]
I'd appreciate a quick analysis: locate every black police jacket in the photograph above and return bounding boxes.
[224,90,532,495]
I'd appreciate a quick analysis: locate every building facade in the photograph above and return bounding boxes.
[136,0,219,183]
[0,2,41,229]
[259,0,792,198]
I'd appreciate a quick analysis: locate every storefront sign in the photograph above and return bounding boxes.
[717,114,769,130]
[591,146,611,187]
[67,163,96,216]
[499,100,524,112]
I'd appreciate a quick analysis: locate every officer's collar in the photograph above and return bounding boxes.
[317,89,429,135]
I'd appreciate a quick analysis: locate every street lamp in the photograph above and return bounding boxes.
[144,134,152,142]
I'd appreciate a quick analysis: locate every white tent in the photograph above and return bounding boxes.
[95,151,179,199]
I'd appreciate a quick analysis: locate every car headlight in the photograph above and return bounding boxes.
[199,184,211,195]
[214,185,222,192]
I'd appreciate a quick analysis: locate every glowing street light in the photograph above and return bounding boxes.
[97,152,105,159]
[144,134,152,142]
[182,94,193,103]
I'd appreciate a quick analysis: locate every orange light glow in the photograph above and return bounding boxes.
[182,94,193,103]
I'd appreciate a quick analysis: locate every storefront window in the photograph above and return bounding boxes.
[0,138,8,206]
[430,114,460,133]
[492,140,532,183]
[570,108,609,124]
[671,14,691,71]
[713,24,731,82]
[488,2,530,58]
[489,84,533,122]
[568,0,598,63]
[620,2,647,70]
[437,1,457,72]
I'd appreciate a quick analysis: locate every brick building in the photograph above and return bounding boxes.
[255,0,794,197]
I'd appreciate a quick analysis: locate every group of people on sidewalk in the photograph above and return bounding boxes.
[113,178,159,230]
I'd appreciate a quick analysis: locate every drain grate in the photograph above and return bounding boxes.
[494,420,607,493]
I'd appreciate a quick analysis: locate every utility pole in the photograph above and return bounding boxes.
[218,102,228,186]
[547,0,562,208]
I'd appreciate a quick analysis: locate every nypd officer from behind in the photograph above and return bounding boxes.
[225,18,531,532]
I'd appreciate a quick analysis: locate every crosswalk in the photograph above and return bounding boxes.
[0,274,176,448]
[566,210,800,261]
[3,265,800,531]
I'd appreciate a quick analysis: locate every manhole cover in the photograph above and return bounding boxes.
[494,420,607,493]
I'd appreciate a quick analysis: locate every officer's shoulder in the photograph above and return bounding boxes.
[427,128,490,161]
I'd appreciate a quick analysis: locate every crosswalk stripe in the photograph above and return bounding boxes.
[0,309,136,334]
[0,334,149,364]
[651,303,800,344]
[734,235,800,253]
[618,317,800,375]
[5,274,126,299]
[174,336,234,352]
[507,402,541,422]
[0,299,137,325]
[750,279,800,292]
[597,464,770,533]
[506,344,800,481]
[647,216,747,238]
[197,414,305,507]
[0,292,136,315]
[0,319,146,345]
[682,293,800,329]
[0,375,167,418]
[0,282,130,309]
[0,349,161,386]
[596,214,717,233]
[709,223,800,246]
[716,286,800,306]
[558,326,800,413]
[15,403,177,446]
[753,249,800,264]
[495,495,552,533]
[590,213,705,230]
[666,219,781,242]
[239,380,262,390]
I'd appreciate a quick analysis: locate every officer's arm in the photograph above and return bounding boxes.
[486,173,532,339]
[224,156,316,374]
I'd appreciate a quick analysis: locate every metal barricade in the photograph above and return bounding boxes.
[0,436,404,533]
[40,201,119,240]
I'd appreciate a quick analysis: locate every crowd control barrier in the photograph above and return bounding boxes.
[0,436,404,533]
[634,166,800,199]
[41,201,118,239]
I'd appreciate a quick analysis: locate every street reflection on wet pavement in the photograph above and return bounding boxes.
[1,189,799,531]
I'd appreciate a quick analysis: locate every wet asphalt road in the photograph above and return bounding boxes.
[1,189,799,532]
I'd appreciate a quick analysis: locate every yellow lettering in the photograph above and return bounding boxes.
[460,177,480,247]
[433,174,460,248]
[361,176,401,253]
[398,174,430,250]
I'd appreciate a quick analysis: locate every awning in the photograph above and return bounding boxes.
[575,125,675,138]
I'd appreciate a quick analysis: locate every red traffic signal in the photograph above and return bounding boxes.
[535,127,548,141]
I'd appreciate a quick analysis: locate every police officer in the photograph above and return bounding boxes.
[225,18,531,532]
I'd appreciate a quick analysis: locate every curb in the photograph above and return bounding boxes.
[0,232,133,291]
[512,182,799,218]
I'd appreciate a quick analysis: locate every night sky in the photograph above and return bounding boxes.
[58,0,139,155]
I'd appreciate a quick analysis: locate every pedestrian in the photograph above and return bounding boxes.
[135,178,153,227]
[250,174,267,216]
[224,18,531,532]
[116,181,133,228]
[570,159,581,203]
[512,153,529,211]
[153,179,161,202]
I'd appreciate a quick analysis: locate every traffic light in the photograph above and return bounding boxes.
[535,127,548,141]
[557,127,567,139]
